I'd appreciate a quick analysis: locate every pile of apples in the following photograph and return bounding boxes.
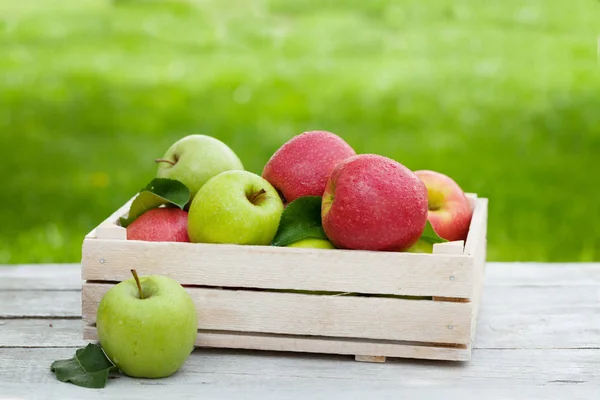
[127,131,474,251]
[94,131,474,381]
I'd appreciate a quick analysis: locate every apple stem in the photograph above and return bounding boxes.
[155,158,176,166]
[130,269,144,300]
[248,188,267,205]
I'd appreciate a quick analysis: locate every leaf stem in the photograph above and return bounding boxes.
[130,269,144,299]
[155,158,176,166]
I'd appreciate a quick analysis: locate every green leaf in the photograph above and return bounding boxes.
[50,343,117,389]
[419,220,448,244]
[120,178,190,227]
[272,196,328,246]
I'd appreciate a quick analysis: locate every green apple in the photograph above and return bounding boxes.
[96,270,198,379]
[188,170,284,245]
[156,134,244,200]
[404,238,433,253]
[286,238,335,249]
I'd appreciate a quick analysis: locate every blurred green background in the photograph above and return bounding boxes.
[1,0,599,264]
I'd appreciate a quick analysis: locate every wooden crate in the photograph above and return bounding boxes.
[81,194,488,363]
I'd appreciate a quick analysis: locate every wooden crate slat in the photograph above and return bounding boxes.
[469,199,488,344]
[464,198,486,256]
[83,326,470,362]
[82,284,472,345]
[82,240,473,298]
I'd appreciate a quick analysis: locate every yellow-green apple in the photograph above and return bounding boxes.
[188,170,284,245]
[405,239,433,253]
[285,238,335,249]
[96,270,198,379]
[414,170,473,241]
[156,134,244,200]
[126,208,189,242]
[321,154,428,251]
[262,131,356,203]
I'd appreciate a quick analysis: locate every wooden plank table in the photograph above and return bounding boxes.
[0,263,598,399]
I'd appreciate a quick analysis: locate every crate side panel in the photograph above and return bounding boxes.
[469,199,488,344]
[83,326,470,361]
[82,239,472,298]
[83,284,472,345]
[464,198,488,256]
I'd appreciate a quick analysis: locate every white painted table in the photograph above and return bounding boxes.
[0,263,598,400]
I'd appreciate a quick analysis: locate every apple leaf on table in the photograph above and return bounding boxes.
[272,196,328,246]
[50,343,117,389]
[120,178,190,227]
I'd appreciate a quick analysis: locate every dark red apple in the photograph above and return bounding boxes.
[126,208,189,242]
[321,154,428,251]
[262,131,356,203]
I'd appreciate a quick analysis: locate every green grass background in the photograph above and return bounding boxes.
[1,0,599,264]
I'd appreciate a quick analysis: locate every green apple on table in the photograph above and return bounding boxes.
[96,270,198,379]
[156,134,244,201]
[188,170,284,245]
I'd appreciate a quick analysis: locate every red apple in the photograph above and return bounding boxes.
[262,130,356,203]
[126,208,189,242]
[414,170,473,241]
[321,154,428,251]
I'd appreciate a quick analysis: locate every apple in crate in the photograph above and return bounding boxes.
[96,270,198,379]
[156,134,244,200]
[414,170,473,241]
[286,238,335,249]
[126,208,189,242]
[188,170,284,245]
[321,154,428,251]
[262,130,356,203]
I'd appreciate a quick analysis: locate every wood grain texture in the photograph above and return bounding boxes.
[475,285,600,349]
[82,283,473,345]
[95,224,127,240]
[0,290,81,318]
[82,239,473,298]
[0,263,82,290]
[2,382,597,400]
[3,264,598,349]
[7,262,597,291]
[0,347,597,400]
[484,262,600,287]
[432,238,473,303]
[0,382,594,400]
[0,319,86,348]
[433,240,465,255]
[83,325,470,362]
[469,199,488,345]
[464,198,487,256]
[1,263,599,399]
[4,280,596,351]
